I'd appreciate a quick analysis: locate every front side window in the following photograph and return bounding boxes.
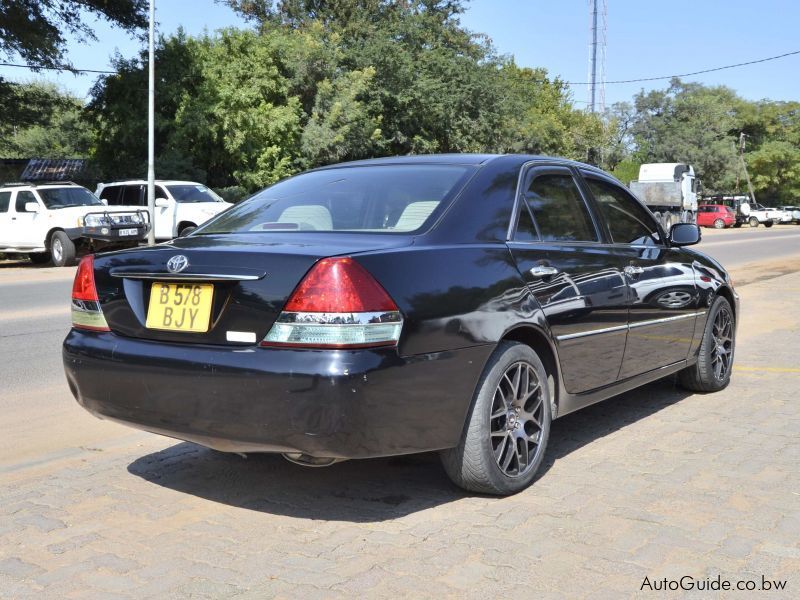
[522,173,598,242]
[37,187,102,209]
[585,178,660,245]
[15,190,38,212]
[197,165,473,235]
[0,191,10,212]
[99,186,120,205]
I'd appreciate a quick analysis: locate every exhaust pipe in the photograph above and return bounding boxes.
[282,453,345,468]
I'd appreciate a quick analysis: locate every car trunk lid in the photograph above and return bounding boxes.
[92,232,413,345]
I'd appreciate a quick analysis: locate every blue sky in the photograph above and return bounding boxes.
[2,0,798,107]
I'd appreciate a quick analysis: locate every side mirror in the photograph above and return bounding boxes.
[24,201,40,213]
[669,223,701,247]
[155,198,169,208]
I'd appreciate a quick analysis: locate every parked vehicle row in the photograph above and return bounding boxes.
[0,182,149,266]
[63,154,739,495]
[1,179,233,266]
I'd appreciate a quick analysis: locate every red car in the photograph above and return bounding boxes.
[697,204,736,228]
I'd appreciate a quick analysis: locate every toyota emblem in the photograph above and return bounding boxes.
[166,255,189,273]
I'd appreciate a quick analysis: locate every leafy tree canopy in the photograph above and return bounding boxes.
[0,0,147,68]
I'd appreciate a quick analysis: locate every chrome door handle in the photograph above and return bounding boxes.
[624,265,644,277]
[529,265,559,278]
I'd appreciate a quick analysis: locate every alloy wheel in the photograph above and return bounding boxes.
[710,306,734,381]
[489,361,545,477]
[52,239,63,263]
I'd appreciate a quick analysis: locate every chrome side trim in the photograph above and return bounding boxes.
[557,324,629,341]
[556,311,705,342]
[628,312,702,330]
[110,272,263,281]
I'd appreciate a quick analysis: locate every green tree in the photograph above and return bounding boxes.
[0,82,91,158]
[627,78,745,192]
[1,1,147,136]
[746,141,800,204]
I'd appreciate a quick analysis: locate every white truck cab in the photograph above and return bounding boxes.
[95,180,231,240]
[629,163,699,230]
[0,182,149,266]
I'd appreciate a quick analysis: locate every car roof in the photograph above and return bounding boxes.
[97,180,201,186]
[0,182,85,190]
[311,153,605,172]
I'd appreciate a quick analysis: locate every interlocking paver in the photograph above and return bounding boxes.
[1,273,798,598]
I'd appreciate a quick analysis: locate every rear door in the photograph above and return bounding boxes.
[580,171,698,378]
[508,165,629,394]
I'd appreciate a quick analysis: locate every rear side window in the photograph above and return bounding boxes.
[15,190,37,212]
[121,185,144,206]
[196,165,473,234]
[0,191,10,212]
[522,174,598,242]
[585,178,660,245]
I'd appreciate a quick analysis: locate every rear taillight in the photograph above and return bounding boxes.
[261,257,403,349]
[71,255,110,332]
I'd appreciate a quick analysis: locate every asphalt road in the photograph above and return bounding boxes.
[0,226,798,465]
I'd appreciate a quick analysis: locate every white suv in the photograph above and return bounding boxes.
[0,182,149,266]
[95,180,232,240]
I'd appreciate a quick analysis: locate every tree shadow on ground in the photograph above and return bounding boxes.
[127,377,693,523]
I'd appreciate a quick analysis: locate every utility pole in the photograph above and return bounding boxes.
[146,0,156,246]
[587,0,607,114]
[738,132,757,205]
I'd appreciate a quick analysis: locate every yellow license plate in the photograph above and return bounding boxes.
[145,283,214,332]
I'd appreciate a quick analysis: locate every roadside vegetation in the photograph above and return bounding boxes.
[1,0,798,203]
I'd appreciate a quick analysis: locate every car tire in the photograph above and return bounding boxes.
[440,341,552,495]
[28,252,52,264]
[764,221,773,228]
[50,231,77,267]
[749,217,759,227]
[178,224,197,237]
[733,222,742,228]
[713,218,725,229]
[679,296,735,393]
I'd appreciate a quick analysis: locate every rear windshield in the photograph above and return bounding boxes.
[195,165,473,235]
[38,187,102,209]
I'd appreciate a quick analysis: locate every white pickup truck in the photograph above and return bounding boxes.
[0,182,149,266]
[740,203,781,228]
[95,180,231,239]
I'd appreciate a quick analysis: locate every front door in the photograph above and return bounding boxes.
[9,190,43,248]
[580,173,698,378]
[508,166,629,394]
[0,191,12,247]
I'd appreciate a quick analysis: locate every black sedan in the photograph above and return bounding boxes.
[63,155,739,495]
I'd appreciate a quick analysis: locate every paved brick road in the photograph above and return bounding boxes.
[1,272,798,599]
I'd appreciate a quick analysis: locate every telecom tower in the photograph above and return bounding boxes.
[588,0,607,113]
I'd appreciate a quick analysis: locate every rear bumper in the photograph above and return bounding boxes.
[63,330,491,459]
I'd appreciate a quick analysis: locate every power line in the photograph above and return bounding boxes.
[565,49,800,85]
[0,62,116,74]
[3,48,799,85]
